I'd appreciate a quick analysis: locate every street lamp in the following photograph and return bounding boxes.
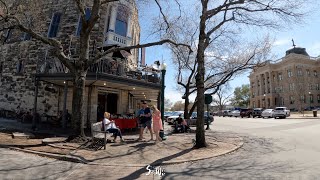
[263,94,266,108]
[309,91,311,111]
[160,63,167,139]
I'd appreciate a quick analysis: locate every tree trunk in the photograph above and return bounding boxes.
[184,88,190,119]
[71,71,87,137]
[194,1,208,148]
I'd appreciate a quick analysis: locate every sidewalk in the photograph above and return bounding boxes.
[0,118,243,167]
[288,113,319,119]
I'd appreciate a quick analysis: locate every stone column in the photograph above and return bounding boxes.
[109,5,117,32]
[260,74,263,96]
[126,15,132,38]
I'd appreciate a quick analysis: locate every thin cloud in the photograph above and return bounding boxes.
[274,38,291,46]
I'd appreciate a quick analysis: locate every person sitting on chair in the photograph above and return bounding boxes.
[103,112,125,143]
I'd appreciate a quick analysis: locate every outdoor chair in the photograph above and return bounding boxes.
[91,122,113,150]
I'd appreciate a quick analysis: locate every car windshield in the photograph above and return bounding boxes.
[164,112,172,116]
[171,111,183,116]
[264,109,273,112]
[275,108,285,110]
[191,112,197,117]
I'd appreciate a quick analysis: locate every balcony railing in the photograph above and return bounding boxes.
[104,31,132,46]
[37,59,161,84]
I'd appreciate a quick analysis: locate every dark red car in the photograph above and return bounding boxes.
[240,108,253,118]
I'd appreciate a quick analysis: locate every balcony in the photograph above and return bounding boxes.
[104,31,132,46]
[36,59,161,85]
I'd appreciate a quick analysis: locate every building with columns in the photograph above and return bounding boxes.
[249,47,320,111]
[0,0,161,128]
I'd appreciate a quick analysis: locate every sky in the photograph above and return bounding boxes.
[137,1,320,104]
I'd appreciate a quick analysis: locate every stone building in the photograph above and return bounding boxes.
[249,47,320,111]
[0,0,161,126]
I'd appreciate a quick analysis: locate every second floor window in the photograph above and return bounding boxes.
[4,29,13,43]
[307,69,310,76]
[314,71,318,77]
[287,69,292,77]
[316,84,320,90]
[48,12,61,38]
[76,8,91,36]
[297,69,303,76]
[16,60,24,74]
[289,83,295,91]
[115,5,129,37]
[278,73,283,81]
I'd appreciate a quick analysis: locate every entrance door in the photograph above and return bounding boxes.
[97,93,106,121]
[106,93,118,115]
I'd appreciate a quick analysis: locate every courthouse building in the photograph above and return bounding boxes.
[249,46,320,111]
[0,0,162,127]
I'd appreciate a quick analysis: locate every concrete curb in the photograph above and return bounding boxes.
[0,135,244,167]
[88,136,244,167]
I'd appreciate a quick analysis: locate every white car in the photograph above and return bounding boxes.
[230,110,240,117]
[167,111,184,124]
[261,109,274,118]
[273,107,290,119]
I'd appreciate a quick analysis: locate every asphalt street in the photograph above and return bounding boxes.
[163,116,320,179]
[1,116,320,179]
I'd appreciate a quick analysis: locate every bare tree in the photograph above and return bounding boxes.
[0,0,190,137]
[153,0,310,148]
[212,84,233,111]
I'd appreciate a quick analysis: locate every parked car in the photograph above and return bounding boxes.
[190,112,214,125]
[222,110,232,117]
[261,109,274,118]
[252,108,264,118]
[240,108,253,118]
[164,111,173,122]
[230,110,240,117]
[273,107,290,119]
[167,111,184,124]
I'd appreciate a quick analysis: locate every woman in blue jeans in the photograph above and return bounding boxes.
[103,112,125,142]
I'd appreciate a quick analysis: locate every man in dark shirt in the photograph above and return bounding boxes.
[138,101,153,141]
[174,114,184,133]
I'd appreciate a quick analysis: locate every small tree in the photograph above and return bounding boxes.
[212,84,233,111]
[231,84,250,107]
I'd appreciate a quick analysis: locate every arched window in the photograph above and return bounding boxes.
[115,5,129,37]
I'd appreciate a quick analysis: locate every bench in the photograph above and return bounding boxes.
[91,122,113,150]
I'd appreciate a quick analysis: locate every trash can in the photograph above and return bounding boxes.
[313,110,317,117]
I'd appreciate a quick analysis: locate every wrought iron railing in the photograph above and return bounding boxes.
[37,59,161,84]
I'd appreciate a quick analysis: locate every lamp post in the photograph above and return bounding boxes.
[160,63,167,128]
[309,91,311,111]
[263,94,266,108]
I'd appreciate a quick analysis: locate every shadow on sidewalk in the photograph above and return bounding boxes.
[118,148,193,180]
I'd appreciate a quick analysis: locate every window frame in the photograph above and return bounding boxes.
[48,12,62,38]
[76,8,91,37]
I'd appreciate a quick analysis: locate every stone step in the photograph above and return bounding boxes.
[42,137,67,144]
[12,132,35,139]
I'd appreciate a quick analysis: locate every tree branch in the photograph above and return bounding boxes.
[90,39,192,65]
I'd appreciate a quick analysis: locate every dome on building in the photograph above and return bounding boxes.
[285,47,309,56]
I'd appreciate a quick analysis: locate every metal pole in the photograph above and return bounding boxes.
[62,81,68,128]
[206,103,210,130]
[32,77,39,131]
[161,69,166,127]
